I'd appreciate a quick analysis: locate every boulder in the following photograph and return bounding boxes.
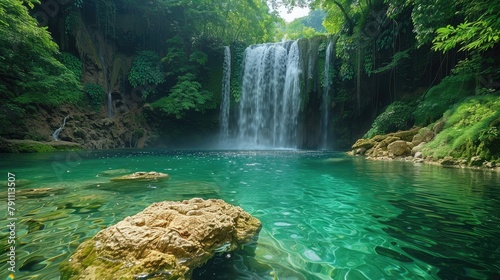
[60,198,262,280]
[433,121,445,134]
[412,128,435,145]
[390,127,421,142]
[387,140,411,157]
[411,142,426,155]
[440,156,456,166]
[470,156,483,167]
[110,171,170,181]
[351,138,377,150]
[376,136,401,150]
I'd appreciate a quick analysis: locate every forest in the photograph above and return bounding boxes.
[1,1,500,279]
[0,0,499,162]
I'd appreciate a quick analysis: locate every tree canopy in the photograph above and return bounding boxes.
[0,0,82,135]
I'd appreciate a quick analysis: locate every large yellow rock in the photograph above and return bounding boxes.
[60,198,262,280]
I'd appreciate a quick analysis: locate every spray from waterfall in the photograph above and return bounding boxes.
[237,41,301,149]
[220,46,231,142]
[52,115,70,141]
[321,39,334,149]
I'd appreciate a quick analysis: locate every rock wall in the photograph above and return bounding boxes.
[24,103,157,150]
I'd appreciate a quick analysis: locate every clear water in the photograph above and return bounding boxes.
[1,150,499,279]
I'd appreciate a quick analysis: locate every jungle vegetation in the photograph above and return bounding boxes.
[0,0,498,158]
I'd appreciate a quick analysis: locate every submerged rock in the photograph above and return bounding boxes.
[60,198,262,280]
[17,187,66,198]
[98,169,131,177]
[110,171,170,182]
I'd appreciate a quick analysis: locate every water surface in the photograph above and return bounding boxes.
[1,150,499,279]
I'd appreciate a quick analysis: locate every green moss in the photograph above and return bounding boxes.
[413,62,476,126]
[11,142,56,153]
[422,95,500,160]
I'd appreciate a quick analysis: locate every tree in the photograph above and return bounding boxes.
[432,1,500,53]
[0,0,82,136]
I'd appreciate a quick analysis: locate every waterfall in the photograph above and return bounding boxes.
[237,41,301,149]
[220,46,231,142]
[107,92,113,118]
[52,115,70,141]
[98,45,113,118]
[321,39,334,149]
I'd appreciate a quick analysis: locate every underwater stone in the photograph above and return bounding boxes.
[60,198,261,280]
[110,171,170,181]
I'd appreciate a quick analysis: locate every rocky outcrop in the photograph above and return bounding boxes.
[19,103,158,151]
[110,171,170,182]
[60,198,262,280]
[349,127,499,171]
[351,127,420,159]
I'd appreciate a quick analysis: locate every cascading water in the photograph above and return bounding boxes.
[321,39,334,149]
[98,46,113,118]
[52,115,70,141]
[220,46,231,142]
[237,41,301,149]
[107,92,113,118]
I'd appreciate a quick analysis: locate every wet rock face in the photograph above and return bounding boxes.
[60,198,262,280]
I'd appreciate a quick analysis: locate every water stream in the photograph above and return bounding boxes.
[1,150,499,279]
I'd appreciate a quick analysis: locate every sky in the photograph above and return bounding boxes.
[276,6,311,22]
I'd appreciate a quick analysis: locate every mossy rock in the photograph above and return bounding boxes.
[352,138,377,150]
[0,139,83,153]
[389,127,420,142]
[376,136,401,150]
[412,127,435,145]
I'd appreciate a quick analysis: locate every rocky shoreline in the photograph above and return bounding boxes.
[348,126,500,172]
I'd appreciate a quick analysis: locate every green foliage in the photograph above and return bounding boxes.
[128,51,165,98]
[364,101,415,138]
[336,35,356,81]
[410,0,455,46]
[432,0,499,53]
[422,95,500,160]
[189,51,208,65]
[413,61,477,125]
[151,74,214,119]
[84,83,105,110]
[58,52,82,79]
[371,50,410,74]
[279,10,327,40]
[0,0,83,137]
[433,19,500,53]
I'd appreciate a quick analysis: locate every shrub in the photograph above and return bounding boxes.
[364,101,415,138]
[84,84,105,110]
[128,51,165,99]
